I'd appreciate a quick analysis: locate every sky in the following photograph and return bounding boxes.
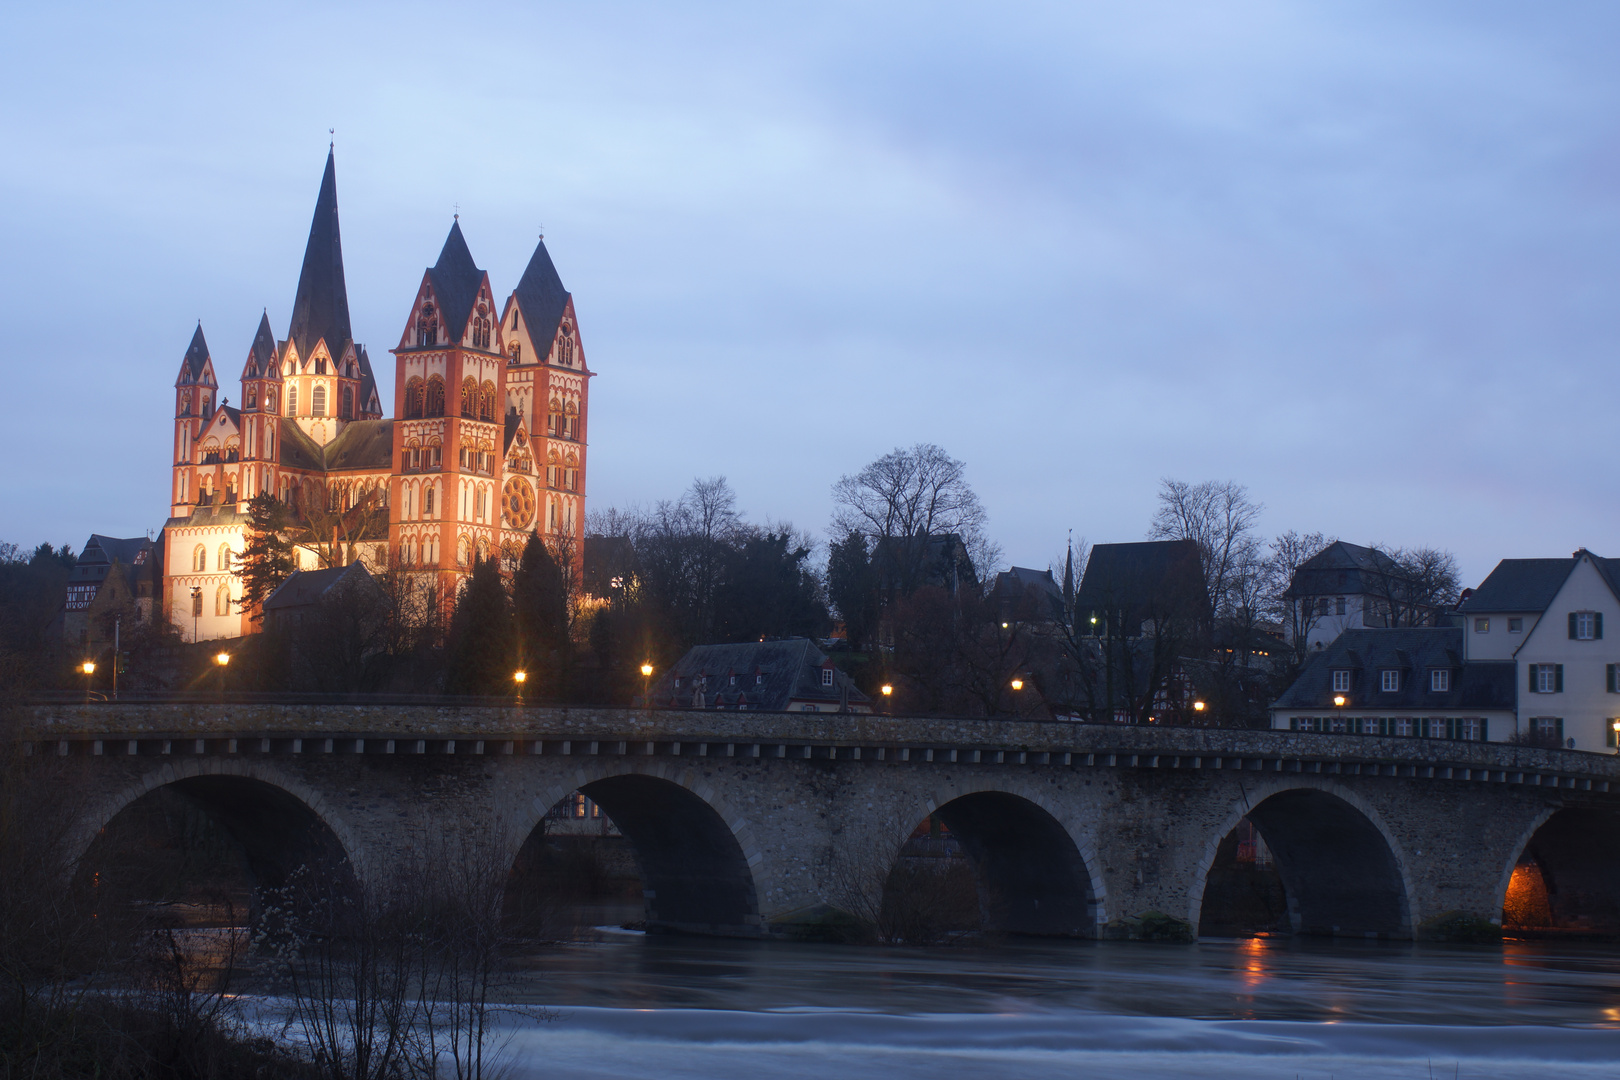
[3,1,1617,586]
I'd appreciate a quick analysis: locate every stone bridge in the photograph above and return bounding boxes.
[16,703,1620,938]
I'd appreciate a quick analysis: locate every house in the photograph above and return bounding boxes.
[1269,626,1516,742]
[58,534,163,658]
[873,533,977,598]
[991,566,1064,625]
[1075,540,1209,637]
[653,638,872,713]
[1284,541,1446,651]
[260,561,380,630]
[1456,548,1620,750]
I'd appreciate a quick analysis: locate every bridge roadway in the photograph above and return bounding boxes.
[17,702,1620,938]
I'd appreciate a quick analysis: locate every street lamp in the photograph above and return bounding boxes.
[1010,676,1025,692]
[881,683,893,714]
[1612,719,1619,754]
[190,586,202,642]
[214,651,230,702]
[640,662,654,708]
[1193,700,1206,713]
[80,660,96,704]
[1333,695,1346,708]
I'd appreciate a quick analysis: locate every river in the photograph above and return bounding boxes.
[479,933,1620,1079]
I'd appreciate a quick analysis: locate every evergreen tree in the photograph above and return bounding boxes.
[827,531,880,651]
[235,493,297,620]
[444,556,516,696]
[511,535,569,697]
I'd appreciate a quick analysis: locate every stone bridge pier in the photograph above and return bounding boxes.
[21,704,1620,939]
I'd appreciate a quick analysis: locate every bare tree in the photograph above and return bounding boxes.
[831,444,996,596]
[1265,530,1333,666]
[291,481,390,570]
[1366,545,1463,628]
[1149,479,1264,620]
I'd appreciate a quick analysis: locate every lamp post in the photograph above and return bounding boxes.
[214,651,230,702]
[881,683,893,715]
[1612,719,1619,755]
[80,660,95,704]
[190,586,202,643]
[513,669,527,703]
[640,662,654,709]
[1193,700,1206,718]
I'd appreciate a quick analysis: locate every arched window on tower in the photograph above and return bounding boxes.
[193,544,207,573]
[312,384,326,416]
[215,583,230,617]
[404,377,425,420]
[508,343,521,366]
[218,543,232,571]
[461,377,478,418]
[425,376,445,417]
[417,303,438,347]
[287,385,298,416]
[479,381,495,422]
[341,385,353,419]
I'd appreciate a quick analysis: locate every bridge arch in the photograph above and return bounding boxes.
[76,758,361,912]
[1499,805,1620,932]
[879,780,1105,937]
[1191,779,1413,938]
[513,762,765,935]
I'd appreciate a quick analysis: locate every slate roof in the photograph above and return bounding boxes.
[324,419,394,471]
[1288,540,1401,598]
[1273,627,1515,711]
[993,566,1064,621]
[278,421,325,472]
[176,324,210,384]
[1077,540,1209,624]
[355,345,379,415]
[1456,558,1587,613]
[511,237,570,357]
[504,409,521,452]
[287,149,353,361]
[427,221,486,342]
[654,638,871,711]
[262,561,375,612]
[245,312,278,377]
[69,535,157,593]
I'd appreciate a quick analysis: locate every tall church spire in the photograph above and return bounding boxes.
[287,149,352,360]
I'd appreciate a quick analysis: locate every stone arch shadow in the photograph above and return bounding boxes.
[515,763,766,936]
[1498,804,1620,932]
[76,758,361,911]
[885,780,1106,936]
[1190,779,1414,939]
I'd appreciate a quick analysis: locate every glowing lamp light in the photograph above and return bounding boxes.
[1333,694,1346,707]
[1089,616,1098,625]
[513,670,528,684]
[214,652,231,667]
[1001,621,1009,629]
[80,660,96,675]
[1193,701,1206,712]
[881,684,893,697]
[640,663,654,678]
[1010,677,1025,692]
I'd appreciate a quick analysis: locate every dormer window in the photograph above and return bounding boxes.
[1430,669,1450,692]
[316,358,328,375]
[1380,669,1400,692]
[821,666,834,687]
[1331,669,1350,693]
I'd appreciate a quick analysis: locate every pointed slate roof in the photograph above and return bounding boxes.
[246,311,278,377]
[176,324,210,384]
[511,237,571,354]
[287,149,353,361]
[426,221,486,342]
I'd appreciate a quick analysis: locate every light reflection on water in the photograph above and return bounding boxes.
[506,934,1620,1027]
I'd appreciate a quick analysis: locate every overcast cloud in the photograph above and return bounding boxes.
[3,1,1617,585]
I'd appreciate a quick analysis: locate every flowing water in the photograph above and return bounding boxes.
[477,933,1620,1079]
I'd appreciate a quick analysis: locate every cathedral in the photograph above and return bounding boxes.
[164,150,591,641]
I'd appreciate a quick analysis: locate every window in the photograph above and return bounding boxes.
[215,584,230,616]
[461,377,478,418]
[508,344,521,365]
[1335,596,1346,616]
[1508,617,1523,633]
[1474,618,1490,633]
[1392,717,1413,737]
[286,385,297,415]
[1430,669,1450,692]
[417,304,438,347]
[312,384,326,416]
[1331,669,1351,693]
[1531,663,1563,694]
[1380,669,1399,692]
[218,544,232,571]
[192,544,206,572]
[1569,611,1602,640]
[425,486,435,515]
[1457,718,1483,742]
[1316,597,1329,616]
[801,704,817,712]
[821,666,834,687]
[315,358,328,375]
[425,376,445,417]
[1360,718,1381,736]
[341,385,353,419]
[1531,716,1563,742]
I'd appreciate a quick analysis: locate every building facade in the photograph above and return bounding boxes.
[162,150,591,640]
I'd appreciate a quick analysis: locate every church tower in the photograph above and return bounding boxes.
[500,237,591,560]
[170,325,217,515]
[389,220,508,597]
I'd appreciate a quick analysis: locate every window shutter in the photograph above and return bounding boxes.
[1446,717,1457,741]
[1556,717,1565,742]
[1569,612,1578,639]
[1529,665,1538,692]
[1610,664,1617,694]
[1555,665,1565,693]
[1480,717,1489,743]
[1597,612,1604,640]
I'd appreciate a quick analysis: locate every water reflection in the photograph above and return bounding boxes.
[510,934,1620,1028]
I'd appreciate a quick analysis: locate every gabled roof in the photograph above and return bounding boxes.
[1288,540,1400,598]
[287,149,353,362]
[655,638,870,711]
[278,419,325,472]
[323,419,394,471]
[426,221,486,342]
[1457,558,1581,614]
[245,311,278,377]
[262,561,375,611]
[1077,539,1209,621]
[176,324,210,385]
[504,409,522,452]
[1273,627,1515,711]
[510,237,571,355]
[355,345,379,416]
[79,534,153,567]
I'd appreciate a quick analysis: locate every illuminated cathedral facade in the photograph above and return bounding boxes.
[163,150,590,640]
